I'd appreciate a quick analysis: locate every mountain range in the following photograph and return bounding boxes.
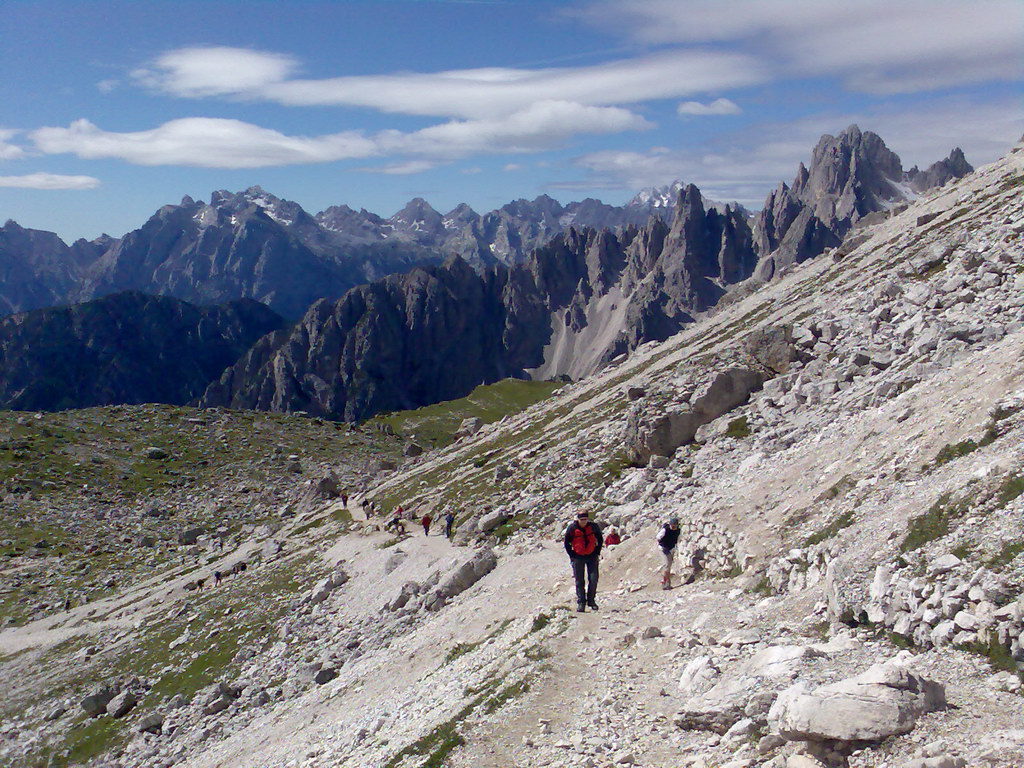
[0,126,975,418]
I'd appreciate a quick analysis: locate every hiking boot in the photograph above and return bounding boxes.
[587,601,599,611]
[662,582,672,590]
[576,602,586,612]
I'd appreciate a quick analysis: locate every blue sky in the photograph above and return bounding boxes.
[1,0,1021,243]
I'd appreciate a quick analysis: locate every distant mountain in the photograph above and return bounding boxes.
[200,184,757,421]
[0,291,285,411]
[754,125,973,279]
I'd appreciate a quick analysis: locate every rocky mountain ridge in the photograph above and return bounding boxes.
[199,185,757,420]
[1,127,969,326]
[0,291,286,411]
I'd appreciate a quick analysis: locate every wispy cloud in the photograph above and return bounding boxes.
[0,129,26,160]
[31,102,651,170]
[0,172,100,190]
[581,0,1023,94]
[133,46,766,119]
[677,98,741,116]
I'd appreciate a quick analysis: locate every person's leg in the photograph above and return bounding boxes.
[662,549,674,588]
[586,557,599,607]
[571,559,586,609]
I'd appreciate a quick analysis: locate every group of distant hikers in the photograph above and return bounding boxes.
[366,501,458,540]
[563,512,688,612]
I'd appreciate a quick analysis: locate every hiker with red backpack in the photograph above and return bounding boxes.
[564,510,603,612]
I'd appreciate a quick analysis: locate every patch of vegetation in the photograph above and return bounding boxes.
[482,678,530,715]
[900,492,970,552]
[995,475,1024,508]
[950,542,975,561]
[724,416,751,439]
[46,713,130,768]
[804,510,855,546]
[816,475,855,502]
[493,513,529,543]
[748,576,774,596]
[987,541,1024,569]
[368,378,562,449]
[523,645,553,661]
[958,634,1021,678]
[444,641,483,665]
[887,631,915,650]
[931,439,980,468]
[530,612,552,633]
[600,450,644,483]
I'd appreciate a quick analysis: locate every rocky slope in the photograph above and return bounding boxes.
[1,139,1021,768]
[0,291,285,411]
[199,187,756,420]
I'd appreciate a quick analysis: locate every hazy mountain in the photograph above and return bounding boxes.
[0,291,285,411]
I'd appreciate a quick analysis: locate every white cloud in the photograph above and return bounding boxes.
[677,98,741,116]
[132,47,299,98]
[137,46,766,119]
[0,129,26,160]
[359,160,438,175]
[504,163,523,171]
[582,0,1023,94]
[0,173,100,190]
[32,102,651,170]
[460,167,482,175]
[96,79,119,94]
[561,96,1024,207]
[31,118,379,169]
[380,101,651,158]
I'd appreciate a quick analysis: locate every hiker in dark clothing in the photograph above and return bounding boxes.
[657,517,681,590]
[444,511,455,539]
[564,510,603,612]
[422,512,433,536]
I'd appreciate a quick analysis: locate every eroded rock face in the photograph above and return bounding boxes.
[626,367,765,462]
[769,663,946,742]
[754,126,972,280]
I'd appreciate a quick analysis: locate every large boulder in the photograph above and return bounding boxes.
[769,663,946,742]
[106,690,138,718]
[423,548,497,611]
[745,325,799,374]
[626,367,765,461]
[455,417,484,439]
[80,685,116,717]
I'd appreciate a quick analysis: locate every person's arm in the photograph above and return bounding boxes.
[563,524,575,557]
[593,523,603,557]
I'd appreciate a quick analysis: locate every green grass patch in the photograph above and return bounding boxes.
[530,613,552,633]
[444,641,483,665]
[996,475,1024,508]
[368,378,562,449]
[900,493,969,552]
[482,678,530,715]
[493,513,529,543]
[931,439,980,468]
[804,510,855,547]
[958,634,1021,677]
[724,416,751,439]
[987,541,1024,569]
[47,713,130,768]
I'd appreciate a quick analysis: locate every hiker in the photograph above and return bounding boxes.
[444,511,455,539]
[657,517,681,590]
[604,527,621,546]
[564,510,603,612]
[422,512,433,536]
[214,570,222,587]
[341,492,349,508]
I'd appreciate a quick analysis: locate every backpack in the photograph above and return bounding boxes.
[570,522,598,556]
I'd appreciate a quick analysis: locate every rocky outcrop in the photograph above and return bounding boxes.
[0,291,285,411]
[754,126,973,280]
[769,664,946,742]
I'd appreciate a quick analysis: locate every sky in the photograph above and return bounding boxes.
[1,0,1022,243]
